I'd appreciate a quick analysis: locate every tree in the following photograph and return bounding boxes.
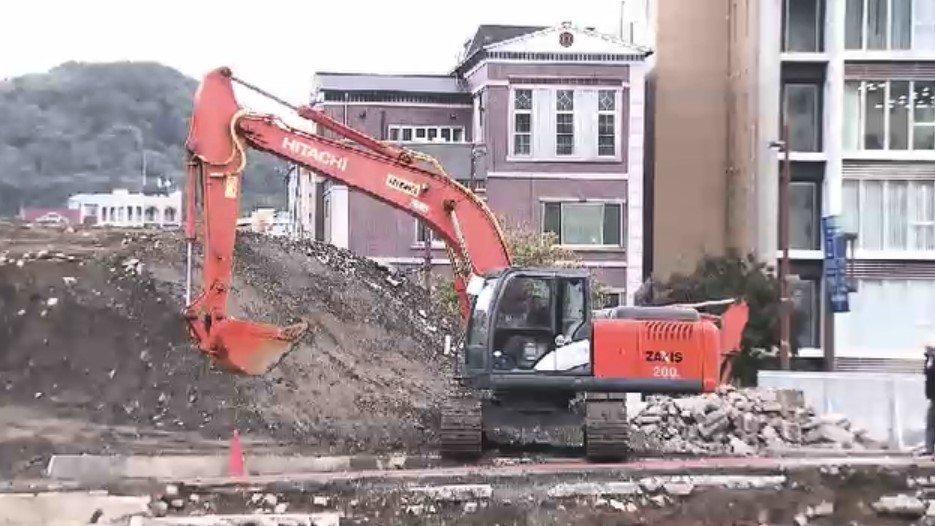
[429,217,607,315]
[0,61,286,217]
[640,251,807,385]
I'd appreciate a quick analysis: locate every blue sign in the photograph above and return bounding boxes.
[822,215,850,313]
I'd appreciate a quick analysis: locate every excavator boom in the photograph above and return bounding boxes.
[182,67,510,375]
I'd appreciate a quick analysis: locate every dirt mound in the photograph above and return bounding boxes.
[0,225,459,460]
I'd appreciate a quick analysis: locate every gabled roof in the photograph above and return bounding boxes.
[454,22,653,74]
[462,25,547,59]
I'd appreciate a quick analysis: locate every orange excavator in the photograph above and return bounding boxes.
[183,67,750,461]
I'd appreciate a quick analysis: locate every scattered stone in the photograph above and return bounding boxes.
[663,482,694,496]
[807,500,834,517]
[872,494,925,517]
[630,387,878,455]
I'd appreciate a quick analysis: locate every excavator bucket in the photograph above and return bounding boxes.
[206,318,310,375]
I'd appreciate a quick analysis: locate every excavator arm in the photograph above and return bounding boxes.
[183,67,510,375]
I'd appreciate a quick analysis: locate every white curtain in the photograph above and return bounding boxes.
[887,180,908,249]
[911,180,935,250]
[842,179,860,234]
[840,279,935,355]
[862,180,884,249]
[561,203,602,245]
[915,0,935,51]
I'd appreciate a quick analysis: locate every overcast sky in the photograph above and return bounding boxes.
[3,0,627,106]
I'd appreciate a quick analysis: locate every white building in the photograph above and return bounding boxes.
[651,0,935,370]
[67,189,182,228]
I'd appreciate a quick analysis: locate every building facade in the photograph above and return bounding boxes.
[66,188,182,228]
[289,22,651,305]
[652,0,935,368]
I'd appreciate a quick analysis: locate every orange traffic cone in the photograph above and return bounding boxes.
[228,429,245,477]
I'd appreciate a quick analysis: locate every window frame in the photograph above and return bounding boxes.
[789,180,821,250]
[555,89,576,157]
[597,89,617,158]
[844,0,923,51]
[782,82,822,152]
[507,86,625,163]
[842,177,935,254]
[539,198,626,249]
[782,0,824,53]
[387,125,466,144]
[414,218,445,249]
[789,275,822,350]
[844,79,935,152]
[512,89,533,157]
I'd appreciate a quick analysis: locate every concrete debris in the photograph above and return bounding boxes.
[872,494,926,517]
[630,385,881,455]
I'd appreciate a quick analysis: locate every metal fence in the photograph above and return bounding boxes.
[757,370,927,450]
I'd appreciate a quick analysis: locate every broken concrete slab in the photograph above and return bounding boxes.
[546,481,641,498]
[409,484,493,501]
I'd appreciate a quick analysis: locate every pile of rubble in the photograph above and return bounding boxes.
[630,386,882,455]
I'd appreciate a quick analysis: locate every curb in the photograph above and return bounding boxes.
[46,453,442,483]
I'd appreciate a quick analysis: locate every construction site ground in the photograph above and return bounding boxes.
[6,223,935,524]
[5,455,935,525]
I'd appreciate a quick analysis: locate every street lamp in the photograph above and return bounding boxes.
[107,124,147,190]
[768,121,792,371]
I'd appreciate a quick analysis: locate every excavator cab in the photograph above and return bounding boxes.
[462,268,593,378]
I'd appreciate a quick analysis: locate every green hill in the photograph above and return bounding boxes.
[0,61,287,216]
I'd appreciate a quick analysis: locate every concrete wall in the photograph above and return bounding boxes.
[651,0,761,279]
[758,370,927,450]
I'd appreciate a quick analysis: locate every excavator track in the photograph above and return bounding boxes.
[440,394,483,459]
[583,394,630,462]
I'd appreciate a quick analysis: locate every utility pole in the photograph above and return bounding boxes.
[423,222,432,290]
[778,121,792,370]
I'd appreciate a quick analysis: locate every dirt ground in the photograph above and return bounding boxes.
[0,223,459,476]
[125,463,935,526]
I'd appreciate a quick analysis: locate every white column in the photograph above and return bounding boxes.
[626,61,646,305]
[329,184,349,249]
[755,0,784,262]
[825,0,845,216]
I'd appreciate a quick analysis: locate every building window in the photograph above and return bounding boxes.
[783,83,821,152]
[783,0,823,52]
[790,181,820,250]
[844,80,935,151]
[598,90,616,157]
[555,89,575,156]
[542,201,623,247]
[790,277,820,349]
[599,289,624,308]
[509,87,623,161]
[840,278,935,353]
[843,178,935,252]
[845,0,919,50]
[415,219,444,247]
[388,126,465,143]
[513,89,533,156]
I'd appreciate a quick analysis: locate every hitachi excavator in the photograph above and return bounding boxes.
[182,67,750,462]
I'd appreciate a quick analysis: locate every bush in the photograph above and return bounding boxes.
[428,217,607,315]
[639,251,805,385]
